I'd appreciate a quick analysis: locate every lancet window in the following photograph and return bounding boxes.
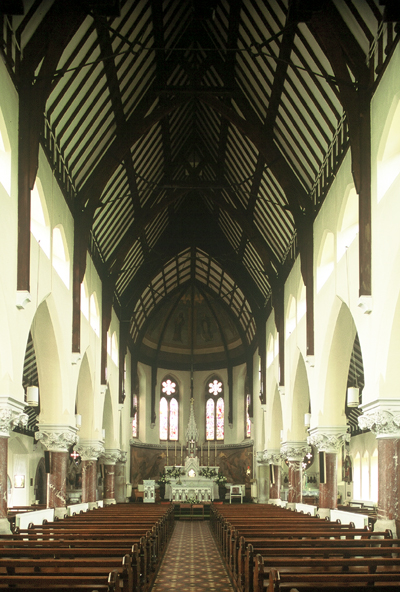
[159,376,179,441]
[206,377,224,441]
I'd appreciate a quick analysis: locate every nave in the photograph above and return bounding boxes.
[151,520,233,592]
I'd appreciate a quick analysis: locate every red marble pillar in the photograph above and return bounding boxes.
[104,464,115,502]
[270,464,281,500]
[319,452,337,509]
[0,437,8,519]
[287,460,302,503]
[47,451,68,508]
[81,459,97,503]
[377,438,397,523]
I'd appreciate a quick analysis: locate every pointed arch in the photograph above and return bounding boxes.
[288,352,310,441]
[75,351,94,439]
[52,225,70,288]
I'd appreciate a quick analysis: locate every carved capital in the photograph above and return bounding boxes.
[281,441,311,462]
[307,426,349,453]
[101,449,121,465]
[118,450,127,464]
[75,439,105,461]
[35,424,78,451]
[257,448,282,465]
[358,403,400,438]
[0,397,28,437]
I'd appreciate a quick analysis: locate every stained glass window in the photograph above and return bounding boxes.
[132,394,138,438]
[159,376,179,441]
[206,398,215,440]
[246,394,251,438]
[206,377,224,440]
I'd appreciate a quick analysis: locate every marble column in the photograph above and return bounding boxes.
[308,427,349,519]
[358,400,400,534]
[281,442,310,509]
[101,449,120,505]
[0,398,28,533]
[35,424,78,518]
[115,451,127,503]
[75,440,104,508]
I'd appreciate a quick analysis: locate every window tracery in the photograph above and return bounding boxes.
[206,377,224,441]
[159,376,179,441]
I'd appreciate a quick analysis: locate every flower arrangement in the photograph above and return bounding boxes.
[156,472,170,485]
[166,466,185,479]
[199,467,217,479]
[214,472,228,485]
[185,496,198,505]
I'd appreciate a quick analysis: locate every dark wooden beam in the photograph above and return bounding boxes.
[309,3,372,296]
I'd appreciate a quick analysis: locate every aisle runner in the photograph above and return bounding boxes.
[151,521,233,591]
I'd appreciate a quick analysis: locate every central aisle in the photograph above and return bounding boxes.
[151,520,234,591]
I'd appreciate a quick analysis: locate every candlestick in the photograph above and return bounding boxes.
[208,441,210,466]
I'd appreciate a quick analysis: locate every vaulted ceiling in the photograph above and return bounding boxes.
[4,0,399,371]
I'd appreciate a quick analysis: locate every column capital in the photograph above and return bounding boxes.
[0,397,28,437]
[281,441,310,462]
[307,426,350,453]
[101,449,121,465]
[75,439,105,461]
[358,399,400,438]
[35,424,78,451]
[118,450,127,464]
[257,448,283,465]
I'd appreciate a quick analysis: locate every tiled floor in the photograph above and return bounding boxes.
[150,521,234,591]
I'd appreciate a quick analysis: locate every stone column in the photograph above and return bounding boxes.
[358,400,400,534]
[101,449,120,505]
[281,442,310,510]
[259,449,282,503]
[75,440,104,509]
[35,424,78,518]
[308,427,349,519]
[255,452,269,504]
[115,451,127,503]
[0,398,27,534]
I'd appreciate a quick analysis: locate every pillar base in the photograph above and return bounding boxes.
[0,518,11,534]
[88,502,98,510]
[374,518,397,537]
[286,502,296,511]
[103,498,116,505]
[317,508,330,520]
[268,498,282,505]
[54,507,68,520]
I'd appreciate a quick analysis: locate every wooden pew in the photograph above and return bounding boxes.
[265,565,400,592]
[0,503,174,592]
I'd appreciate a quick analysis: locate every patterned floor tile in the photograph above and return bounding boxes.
[151,521,233,592]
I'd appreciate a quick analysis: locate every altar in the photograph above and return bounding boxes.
[165,457,219,502]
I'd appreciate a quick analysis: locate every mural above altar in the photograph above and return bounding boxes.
[165,456,219,502]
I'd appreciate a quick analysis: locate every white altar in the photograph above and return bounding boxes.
[165,457,219,502]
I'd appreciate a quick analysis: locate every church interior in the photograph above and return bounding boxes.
[2,0,400,578]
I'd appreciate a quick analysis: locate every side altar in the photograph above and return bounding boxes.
[165,457,219,502]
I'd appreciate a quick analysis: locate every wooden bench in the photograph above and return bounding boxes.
[0,503,174,592]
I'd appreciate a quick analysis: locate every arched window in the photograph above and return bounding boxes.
[81,278,89,319]
[0,108,11,196]
[245,393,251,438]
[132,394,138,438]
[159,376,179,441]
[206,377,224,441]
[52,225,70,288]
[31,178,50,258]
[90,293,100,336]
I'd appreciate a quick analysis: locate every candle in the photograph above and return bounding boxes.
[175,441,177,465]
[215,440,217,465]
[166,440,168,466]
[201,444,203,467]
[181,444,183,464]
[208,441,210,466]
